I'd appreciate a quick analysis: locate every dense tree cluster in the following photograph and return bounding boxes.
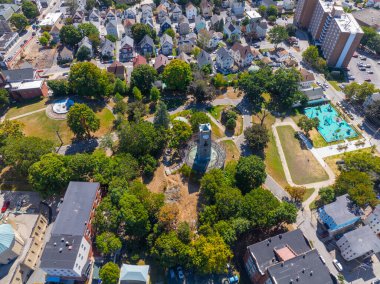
[361,26,380,54]
[343,81,376,103]
[301,46,327,73]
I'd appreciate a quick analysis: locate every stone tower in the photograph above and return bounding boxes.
[198,123,212,160]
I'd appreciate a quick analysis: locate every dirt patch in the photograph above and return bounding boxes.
[146,165,200,226]
[216,87,243,100]
[11,37,57,69]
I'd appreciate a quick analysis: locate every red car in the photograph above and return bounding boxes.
[1,201,10,213]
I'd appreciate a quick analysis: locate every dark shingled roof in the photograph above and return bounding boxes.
[267,249,333,284]
[247,229,311,274]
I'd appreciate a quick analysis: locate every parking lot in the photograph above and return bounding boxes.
[348,52,380,88]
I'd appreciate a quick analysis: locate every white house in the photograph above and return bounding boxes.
[223,20,241,40]
[160,33,173,55]
[230,43,254,67]
[216,47,234,72]
[185,2,197,20]
[299,68,315,89]
[106,20,119,38]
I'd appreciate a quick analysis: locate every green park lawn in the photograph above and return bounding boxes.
[207,105,226,120]
[220,139,240,163]
[5,97,49,119]
[276,125,329,185]
[328,81,342,91]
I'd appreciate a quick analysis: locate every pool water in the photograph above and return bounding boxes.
[304,104,357,142]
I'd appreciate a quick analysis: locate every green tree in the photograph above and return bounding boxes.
[334,170,373,195]
[212,73,228,88]
[177,222,192,243]
[244,124,269,153]
[344,82,376,103]
[67,103,100,138]
[68,62,113,98]
[286,24,297,37]
[258,5,267,16]
[99,262,120,284]
[286,186,307,202]
[59,25,83,46]
[76,46,91,61]
[164,27,176,39]
[188,79,215,102]
[106,34,117,42]
[189,112,210,132]
[78,22,99,37]
[169,120,192,150]
[150,86,161,101]
[348,183,377,208]
[96,232,122,255]
[131,23,156,43]
[190,234,232,274]
[0,120,23,147]
[268,25,288,49]
[1,136,54,175]
[200,169,228,203]
[132,86,142,101]
[113,78,127,96]
[236,155,266,194]
[0,89,9,109]
[343,151,380,174]
[266,5,278,17]
[130,64,157,95]
[22,1,39,19]
[10,14,28,31]
[302,46,319,65]
[47,79,69,97]
[215,187,243,220]
[297,116,319,137]
[39,35,49,46]
[153,101,170,129]
[319,187,335,205]
[28,153,69,196]
[162,59,193,91]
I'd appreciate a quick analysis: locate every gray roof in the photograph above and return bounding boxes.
[267,249,333,284]
[121,35,134,48]
[120,264,149,282]
[79,36,92,50]
[179,15,189,24]
[161,16,172,26]
[52,181,99,236]
[171,4,182,13]
[352,8,380,29]
[247,229,311,274]
[0,4,20,21]
[301,87,324,101]
[100,38,115,54]
[321,194,361,226]
[160,33,173,45]
[0,20,11,36]
[0,32,18,49]
[138,34,154,48]
[197,49,211,67]
[216,47,232,60]
[210,14,222,25]
[337,226,380,257]
[2,65,34,82]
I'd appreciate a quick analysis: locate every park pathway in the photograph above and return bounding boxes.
[1,107,47,122]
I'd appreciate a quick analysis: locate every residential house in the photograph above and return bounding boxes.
[178,36,195,54]
[120,35,134,61]
[78,36,93,58]
[318,194,362,237]
[200,0,213,18]
[49,23,63,42]
[230,43,254,67]
[197,49,212,68]
[89,8,101,22]
[171,4,182,22]
[270,48,289,63]
[141,4,153,19]
[0,224,24,265]
[156,4,168,24]
[0,20,11,36]
[73,9,85,23]
[283,0,295,10]
[178,16,190,35]
[209,31,223,49]
[186,2,197,21]
[210,14,224,32]
[124,8,136,19]
[244,230,332,284]
[160,34,173,56]
[0,4,21,22]
[178,51,191,63]
[138,35,155,55]
[160,17,172,33]
[123,19,135,36]
[251,48,263,60]
[0,32,19,53]
[57,46,74,64]
[119,264,150,284]
[364,204,380,234]
[107,61,127,80]
[100,38,115,59]
[216,47,234,72]
[106,20,120,39]
[1,62,35,82]
[223,20,241,40]
[248,21,268,40]
[337,225,380,261]
[40,182,101,282]
[106,10,117,21]
[299,68,315,89]
[6,80,49,100]
[133,54,147,68]
[198,29,222,49]
[194,16,207,33]
[141,16,154,29]
[231,1,245,17]
[154,54,169,73]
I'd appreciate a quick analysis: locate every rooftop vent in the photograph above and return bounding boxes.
[310,271,313,276]
[53,242,57,246]
[68,245,73,250]
[59,248,63,253]
[66,241,69,246]
[61,237,65,242]
[302,268,305,273]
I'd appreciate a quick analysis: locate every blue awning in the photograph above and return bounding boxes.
[46,276,61,282]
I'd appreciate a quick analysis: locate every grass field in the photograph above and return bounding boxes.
[5,98,49,119]
[16,108,114,146]
[220,139,240,163]
[303,188,315,202]
[276,125,329,185]
[328,81,342,91]
[207,105,226,120]
[253,113,288,188]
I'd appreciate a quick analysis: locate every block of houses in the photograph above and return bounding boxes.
[40,182,101,282]
[160,16,172,33]
[318,194,362,237]
[223,20,241,40]
[138,35,155,56]
[0,224,24,265]
[107,61,127,80]
[119,264,150,284]
[178,16,190,35]
[230,43,254,67]
[0,20,11,36]
[200,0,213,18]
[160,34,173,56]
[0,32,19,53]
[133,54,147,68]
[89,8,100,22]
[216,47,234,72]
[123,19,135,36]
[78,36,93,58]
[299,68,315,89]
[231,1,245,17]
[337,225,380,261]
[120,35,134,61]
[106,20,119,39]
[244,229,332,284]
[210,14,224,32]
[154,54,169,73]
[0,4,21,22]
[100,38,115,59]
[197,49,212,68]
[156,4,168,24]
[171,4,182,22]
[186,2,197,21]
[194,16,207,33]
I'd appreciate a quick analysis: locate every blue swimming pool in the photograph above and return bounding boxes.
[304,104,357,143]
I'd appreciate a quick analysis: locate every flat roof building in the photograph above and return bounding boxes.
[39,12,63,30]
[352,8,380,32]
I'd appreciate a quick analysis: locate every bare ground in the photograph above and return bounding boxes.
[216,87,243,100]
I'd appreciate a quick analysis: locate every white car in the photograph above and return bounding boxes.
[367,70,374,74]
[333,259,343,272]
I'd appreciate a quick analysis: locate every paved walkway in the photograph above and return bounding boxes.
[5,107,47,122]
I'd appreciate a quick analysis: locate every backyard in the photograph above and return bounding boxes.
[276,125,329,185]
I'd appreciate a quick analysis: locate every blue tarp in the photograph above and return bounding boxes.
[46,276,61,283]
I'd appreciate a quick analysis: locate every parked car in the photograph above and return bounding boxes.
[359,67,366,71]
[253,43,260,48]
[360,55,366,60]
[177,266,184,280]
[348,76,355,80]
[367,70,374,74]
[1,201,10,213]
[365,64,371,68]
[377,61,380,65]
[365,78,372,82]
[352,53,358,58]
[333,259,343,272]
[319,255,326,264]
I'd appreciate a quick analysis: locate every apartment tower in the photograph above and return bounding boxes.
[294,0,363,68]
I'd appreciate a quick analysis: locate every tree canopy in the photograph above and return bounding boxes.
[162,59,193,92]
[154,101,170,129]
[99,262,120,284]
[235,155,267,194]
[22,1,39,19]
[189,112,210,132]
[344,82,376,103]
[131,23,156,43]
[59,25,83,46]
[268,25,289,49]
[130,64,157,95]
[10,14,28,30]
[244,124,269,153]
[67,103,100,139]
[297,116,319,137]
